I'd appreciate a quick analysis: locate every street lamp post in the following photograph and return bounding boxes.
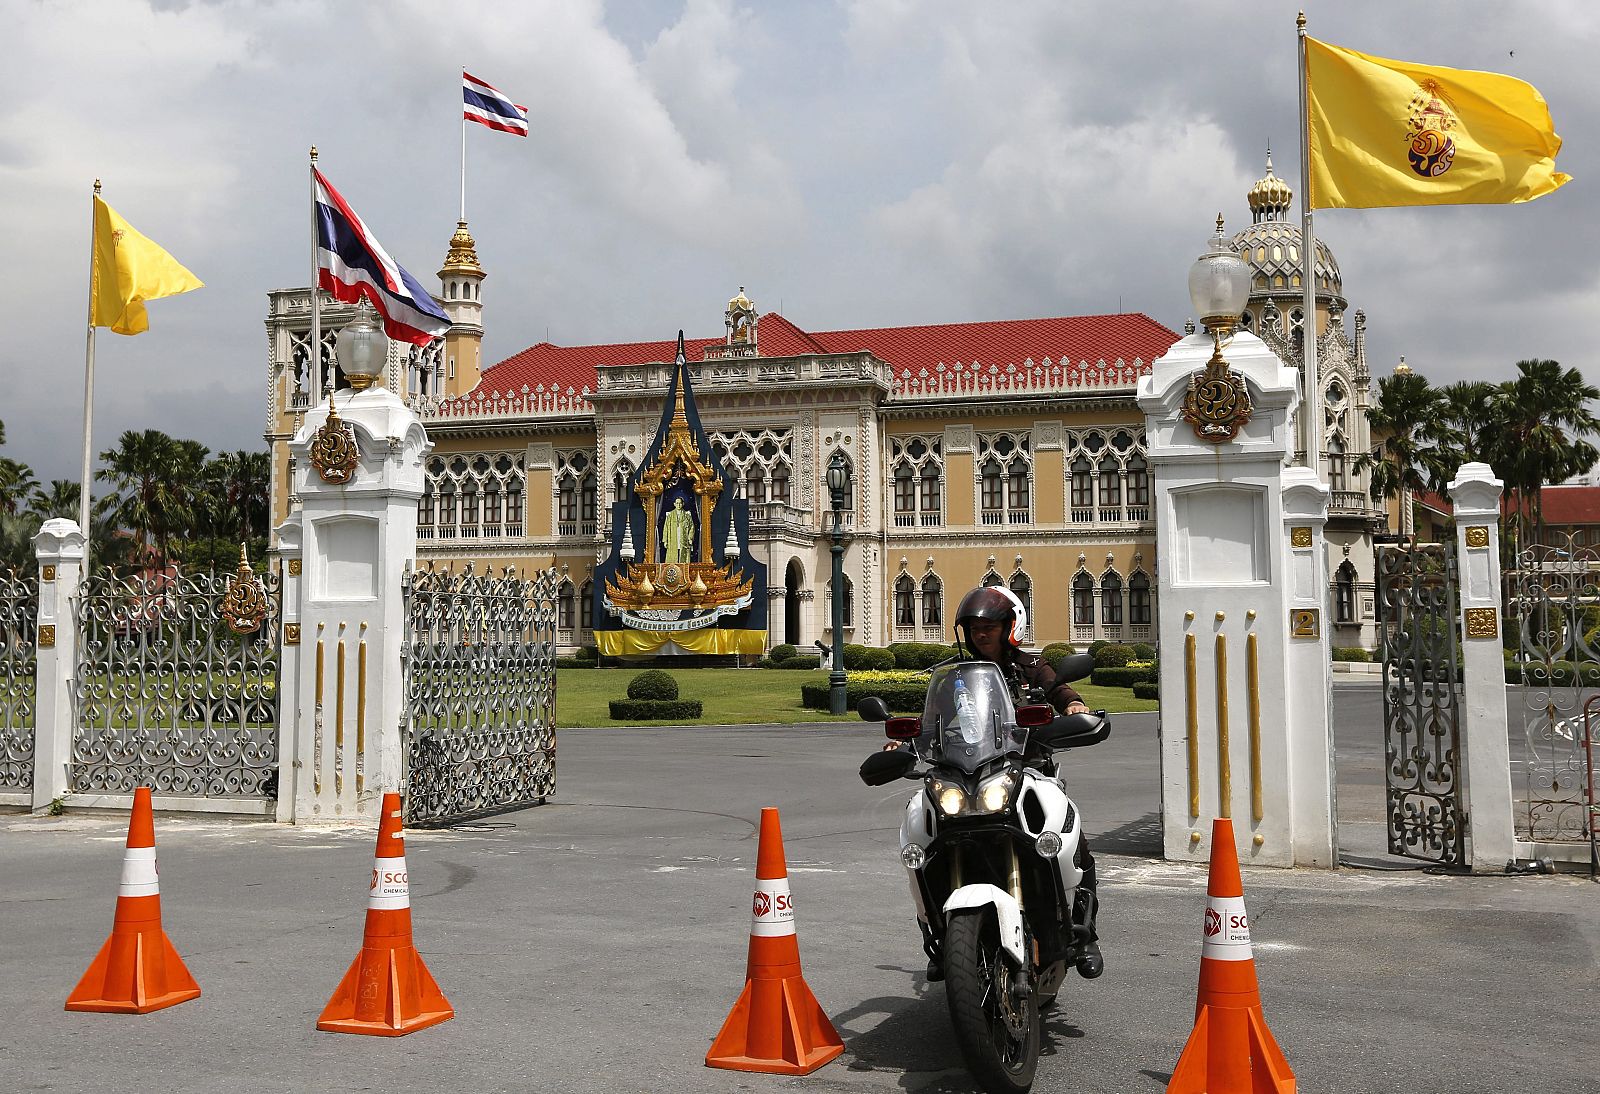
[826,450,850,715]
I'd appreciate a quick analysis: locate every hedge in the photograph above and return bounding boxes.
[777,657,821,670]
[577,645,599,662]
[889,641,958,670]
[1331,647,1373,662]
[844,644,896,671]
[1040,642,1077,670]
[1132,681,1160,701]
[1506,660,1600,686]
[608,699,704,720]
[801,673,928,714]
[556,657,601,669]
[627,669,679,701]
[1093,643,1137,668]
[1091,665,1158,688]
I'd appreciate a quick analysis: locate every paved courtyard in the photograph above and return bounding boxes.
[2,684,1596,1093]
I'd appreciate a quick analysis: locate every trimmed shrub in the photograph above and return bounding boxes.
[556,657,601,669]
[1092,643,1136,668]
[577,645,599,662]
[1132,681,1160,701]
[1331,647,1373,663]
[1088,640,1109,658]
[626,669,679,701]
[801,681,927,714]
[1040,642,1077,670]
[1131,642,1156,661]
[1091,665,1158,688]
[844,643,896,671]
[769,644,798,664]
[889,641,958,670]
[608,699,704,720]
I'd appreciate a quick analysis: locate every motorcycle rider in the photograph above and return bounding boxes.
[949,586,1104,981]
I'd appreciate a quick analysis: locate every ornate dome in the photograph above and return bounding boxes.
[1230,152,1342,299]
[439,220,483,278]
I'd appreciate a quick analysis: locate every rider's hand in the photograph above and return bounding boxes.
[881,740,905,752]
[1065,702,1089,715]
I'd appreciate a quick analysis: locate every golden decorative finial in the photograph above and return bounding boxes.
[308,390,360,484]
[93,179,102,195]
[1395,355,1412,376]
[1216,212,1225,234]
[440,219,483,277]
[310,145,318,161]
[1297,11,1307,29]
[220,542,270,634]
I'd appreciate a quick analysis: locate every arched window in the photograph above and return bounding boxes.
[1101,571,1123,625]
[1072,572,1095,626]
[921,573,943,627]
[978,432,1031,525]
[832,453,855,512]
[1009,571,1032,632]
[1126,454,1149,508]
[1098,454,1121,511]
[827,574,854,629]
[1070,455,1094,519]
[770,464,790,504]
[891,435,944,527]
[980,458,1004,514]
[580,471,597,525]
[611,458,633,504]
[417,487,434,538]
[1129,571,1152,626]
[460,482,479,535]
[557,580,575,631]
[579,580,594,631]
[1335,561,1357,623]
[746,466,766,505]
[894,464,915,519]
[894,574,916,627]
[920,462,942,521]
[1327,434,1347,494]
[982,569,1004,588]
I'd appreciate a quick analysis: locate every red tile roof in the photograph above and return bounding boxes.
[1414,484,1600,525]
[472,310,1180,401]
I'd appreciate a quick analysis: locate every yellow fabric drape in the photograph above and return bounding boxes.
[91,196,203,335]
[1306,37,1569,209]
[596,628,766,657]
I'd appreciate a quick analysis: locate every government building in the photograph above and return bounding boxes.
[265,157,1387,653]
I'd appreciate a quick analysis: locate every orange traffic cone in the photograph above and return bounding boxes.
[317,792,454,1036]
[1167,818,1295,1093]
[66,786,201,1014]
[706,807,845,1075]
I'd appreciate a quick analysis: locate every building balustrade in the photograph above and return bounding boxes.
[1329,490,1369,514]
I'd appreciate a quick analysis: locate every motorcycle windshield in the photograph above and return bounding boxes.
[919,662,1026,774]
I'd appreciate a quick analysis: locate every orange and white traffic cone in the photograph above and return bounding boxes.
[1167,818,1295,1094]
[705,807,845,1075]
[317,791,454,1036]
[66,786,201,1014]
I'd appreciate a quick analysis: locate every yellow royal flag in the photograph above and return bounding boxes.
[90,196,203,335]
[1305,37,1570,209]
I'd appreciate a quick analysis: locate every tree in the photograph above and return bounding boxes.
[0,420,39,517]
[29,479,81,521]
[1491,359,1600,549]
[96,430,208,566]
[1437,380,1501,467]
[1353,370,1458,541]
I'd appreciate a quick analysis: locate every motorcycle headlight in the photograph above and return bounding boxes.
[933,782,967,816]
[975,770,1017,814]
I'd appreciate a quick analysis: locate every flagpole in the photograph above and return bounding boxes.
[78,180,101,567]
[460,83,468,222]
[1296,11,1321,475]
[309,146,323,398]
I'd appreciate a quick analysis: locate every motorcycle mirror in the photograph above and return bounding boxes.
[857,696,890,722]
[1015,703,1054,727]
[859,748,916,786]
[885,715,923,740]
[1053,652,1095,686]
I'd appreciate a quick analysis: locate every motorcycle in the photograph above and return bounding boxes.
[858,653,1110,1094]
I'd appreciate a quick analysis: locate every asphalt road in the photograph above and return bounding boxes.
[1,684,1596,1094]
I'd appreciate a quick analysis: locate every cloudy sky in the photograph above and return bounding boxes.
[1,0,1593,483]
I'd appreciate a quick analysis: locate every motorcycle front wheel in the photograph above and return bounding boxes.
[943,910,1040,1094]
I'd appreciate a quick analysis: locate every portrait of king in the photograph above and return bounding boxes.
[661,495,695,563]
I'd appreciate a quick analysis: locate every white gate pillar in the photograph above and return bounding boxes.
[1281,469,1337,867]
[31,519,84,812]
[278,386,429,823]
[1138,329,1335,867]
[1448,462,1516,871]
[272,515,305,823]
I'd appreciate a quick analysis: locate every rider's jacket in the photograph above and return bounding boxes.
[1002,649,1084,713]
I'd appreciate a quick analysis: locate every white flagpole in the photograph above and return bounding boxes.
[78,179,101,567]
[309,146,323,397]
[460,77,468,223]
[1296,11,1321,475]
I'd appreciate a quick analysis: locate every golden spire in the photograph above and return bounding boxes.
[1247,145,1293,222]
[439,219,483,278]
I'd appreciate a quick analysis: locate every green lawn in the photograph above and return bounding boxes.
[556,667,1157,727]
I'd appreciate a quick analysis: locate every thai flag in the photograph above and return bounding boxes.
[313,169,450,346]
[463,71,528,136]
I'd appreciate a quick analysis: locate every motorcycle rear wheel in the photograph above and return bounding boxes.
[943,910,1040,1093]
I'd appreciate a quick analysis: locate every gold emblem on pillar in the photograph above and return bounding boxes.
[220,544,270,634]
[287,559,302,577]
[41,564,56,581]
[1464,607,1498,638]
[1289,608,1320,638]
[1180,338,1254,443]
[284,622,301,645]
[1464,526,1490,549]
[308,393,360,485]
[1289,526,1313,548]
[38,624,56,649]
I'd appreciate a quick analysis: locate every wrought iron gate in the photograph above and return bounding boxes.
[72,563,281,799]
[0,570,38,800]
[1505,534,1599,848]
[1377,543,1467,867]
[401,564,558,826]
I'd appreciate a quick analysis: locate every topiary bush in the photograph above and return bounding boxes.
[1131,642,1156,661]
[577,644,599,662]
[843,643,896,671]
[1040,642,1077,670]
[608,698,704,720]
[626,669,679,701]
[1132,681,1160,701]
[1092,643,1136,668]
[889,641,958,670]
[1331,647,1373,662]
[1088,640,1109,658]
[769,644,798,664]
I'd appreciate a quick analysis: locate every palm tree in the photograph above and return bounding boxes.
[1437,380,1501,466]
[1493,359,1600,548]
[29,479,81,521]
[1354,369,1457,541]
[0,419,39,516]
[97,430,208,566]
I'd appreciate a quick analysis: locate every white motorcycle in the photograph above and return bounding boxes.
[859,654,1109,1094]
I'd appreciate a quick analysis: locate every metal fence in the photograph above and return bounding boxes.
[1506,534,1599,847]
[402,564,558,826]
[72,566,281,799]
[0,570,38,797]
